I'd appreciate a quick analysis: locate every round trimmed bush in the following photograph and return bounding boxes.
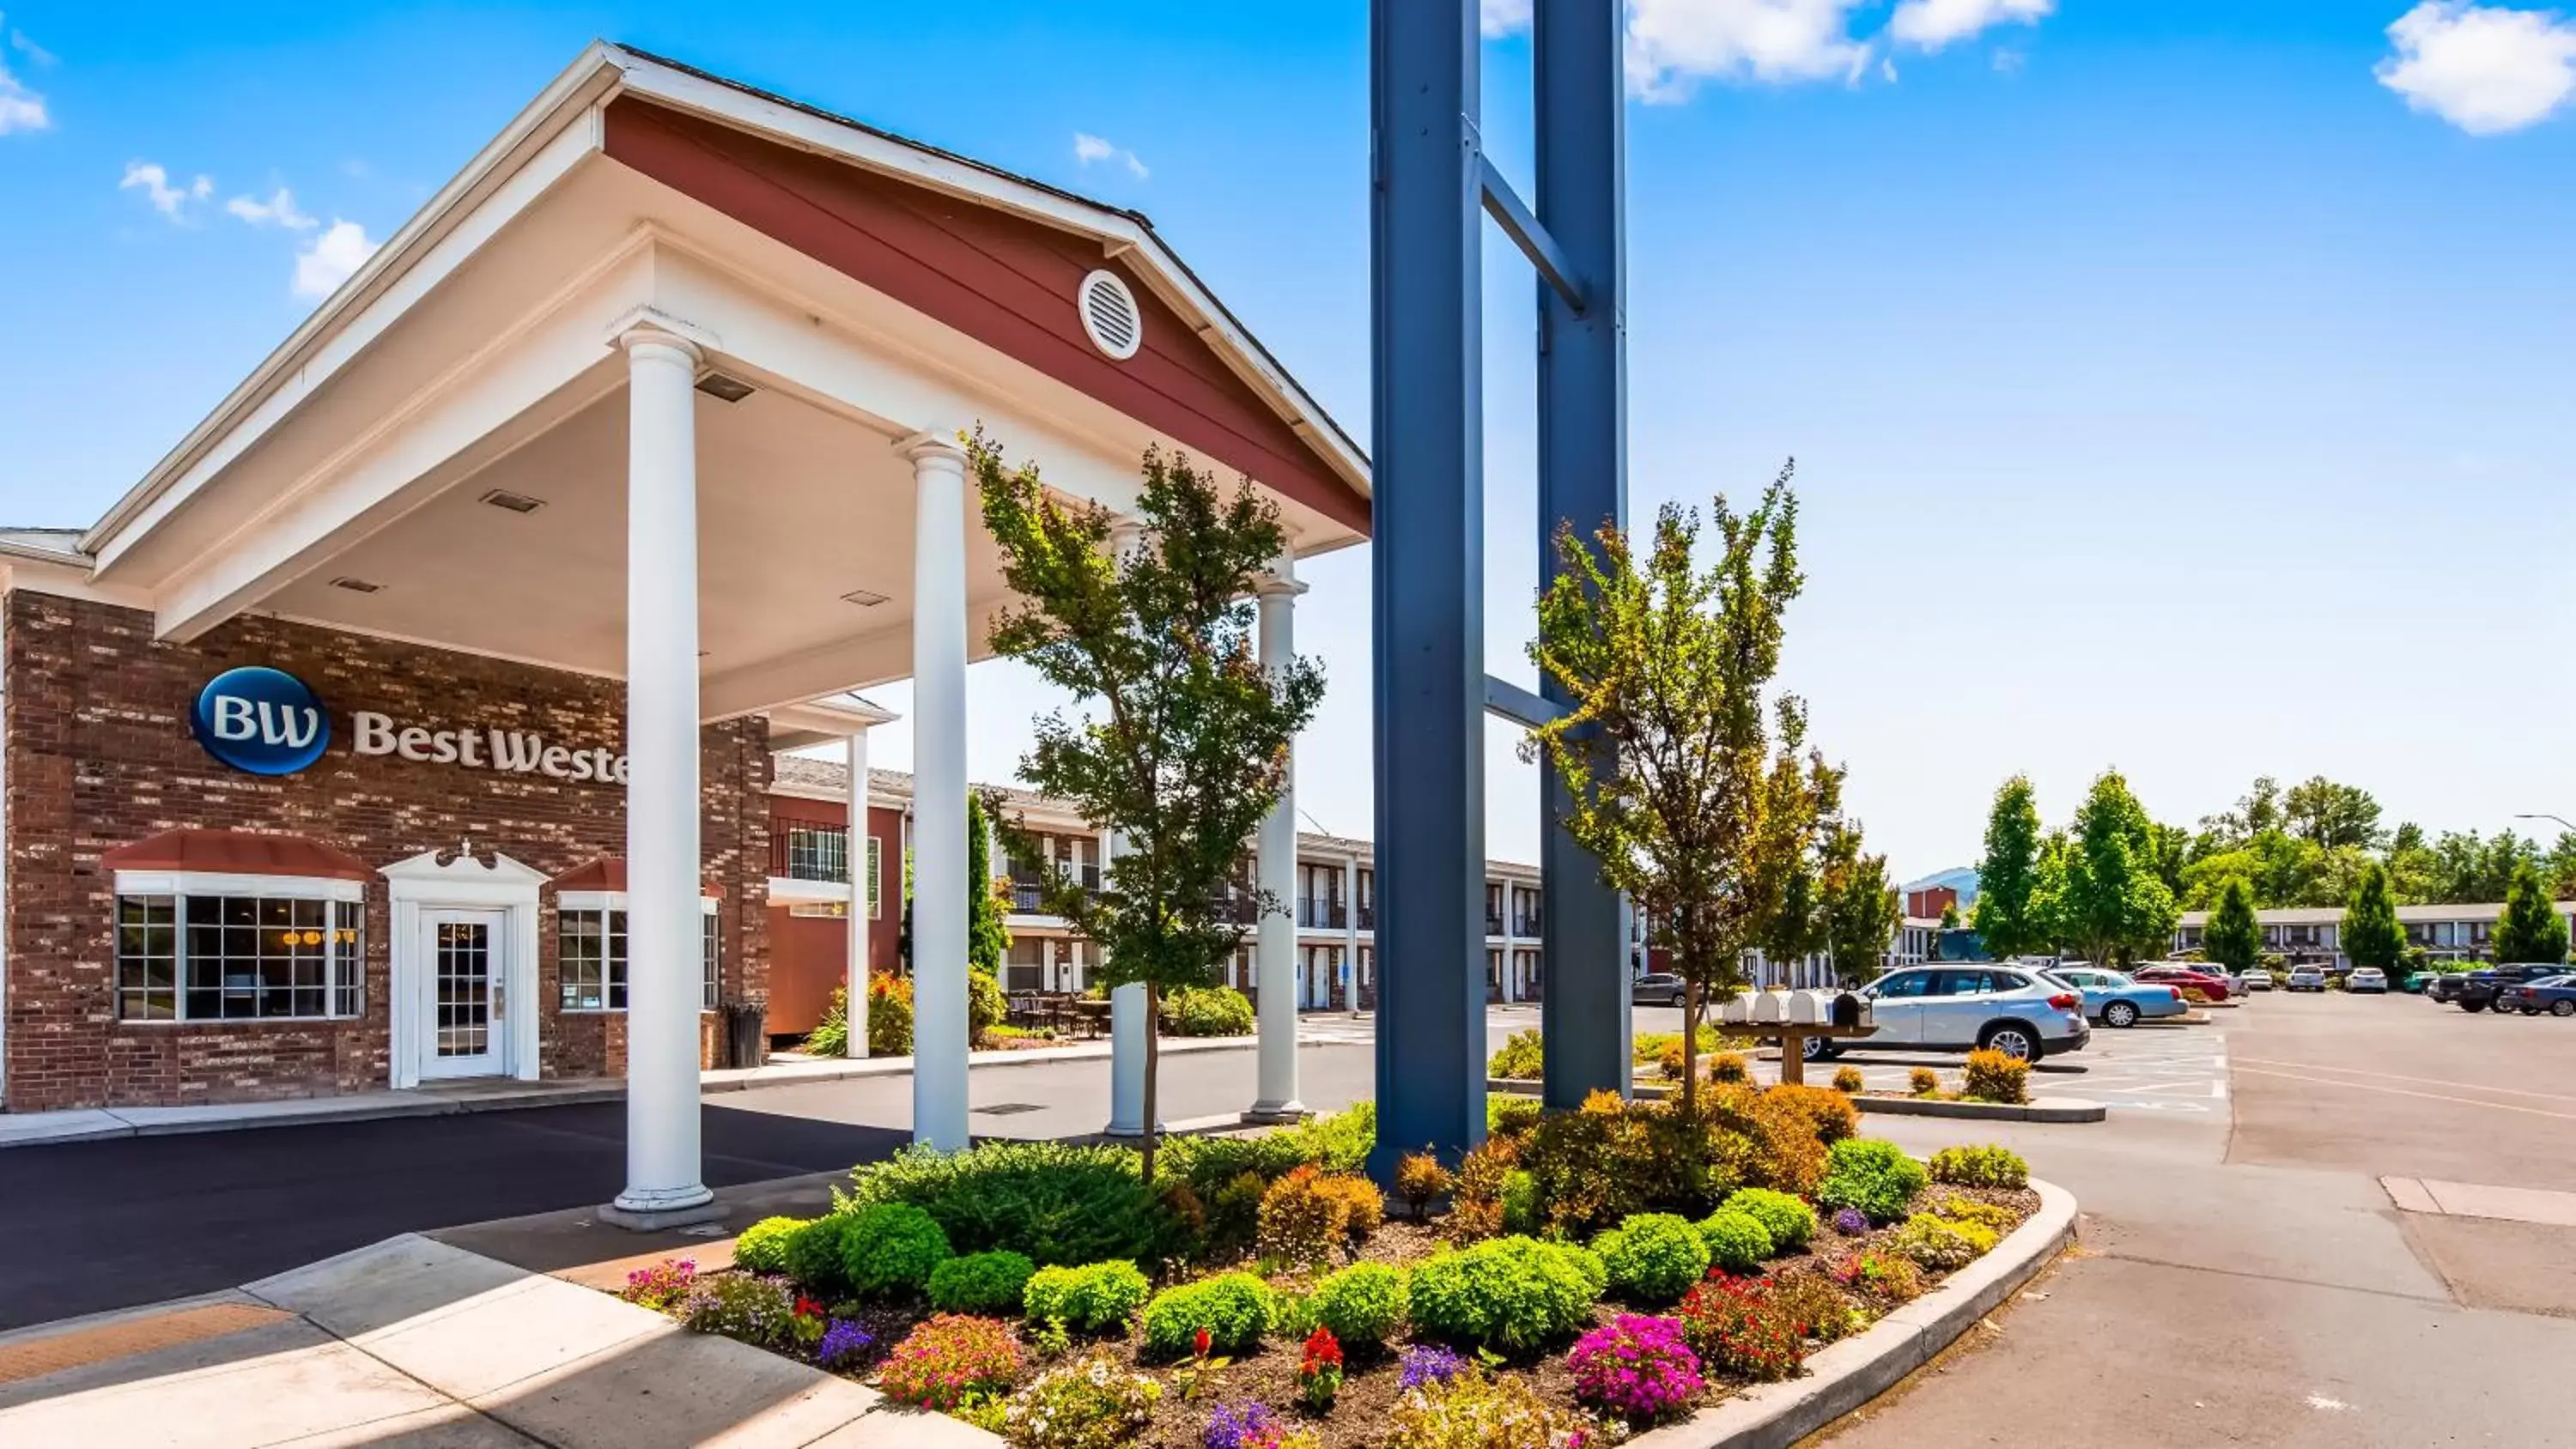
[838,1201,951,1300]
[730,1215,808,1276]
[1310,1261,1409,1349]
[1163,985,1256,1038]
[1406,1236,1605,1357]
[1696,1210,1774,1273]
[927,1249,1036,1315]
[1022,1259,1151,1334]
[1139,1272,1277,1359]
[1489,1028,1546,1079]
[1592,1213,1712,1307]
[1887,1213,1994,1271]
[1927,1143,2030,1190]
[782,1214,860,1296]
[1814,1139,1928,1226]
[1719,1188,1815,1254]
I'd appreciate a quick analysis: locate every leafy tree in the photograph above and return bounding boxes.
[1972,776,2046,959]
[1938,900,1961,931]
[1820,824,1899,985]
[2340,861,2404,976]
[965,791,1012,977]
[2283,775,2385,851]
[2203,876,2264,974]
[2200,775,2282,846]
[2492,860,2571,964]
[2057,770,2180,967]
[2028,830,2073,958]
[1528,464,1839,1118]
[974,440,1323,1182]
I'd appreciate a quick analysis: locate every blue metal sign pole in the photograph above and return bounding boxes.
[1368,0,1489,1173]
[1533,0,1632,1108]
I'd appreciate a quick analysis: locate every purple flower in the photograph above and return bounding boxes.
[814,1319,874,1371]
[1204,1403,1285,1449]
[1397,1343,1467,1391]
[1833,1207,1870,1236]
[1567,1313,1704,1422]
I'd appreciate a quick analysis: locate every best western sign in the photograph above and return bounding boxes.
[193,667,626,781]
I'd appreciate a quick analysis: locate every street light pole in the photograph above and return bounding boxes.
[2512,812,2576,834]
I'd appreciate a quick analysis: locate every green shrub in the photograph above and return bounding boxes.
[1489,1028,1545,1079]
[1814,1139,1927,1225]
[1768,1268,1868,1344]
[1139,1272,1277,1358]
[1960,1049,2030,1105]
[1162,985,1255,1038]
[1285,1101,1377,1174]
[1719,1187,1814,1254]
[1926,1193,2015,1234]
[840,1201,951,1300]
[1695,1210,1774,1272]
[1592,1212,1712,1306]
[730,1216,807,1276]
[1486,1094,1545,1141]
[680,1273,798,1348]
[1022,1260,1151,1335]
[1309,1261,1408,1349]
[782,1214,860,1296]
[804,988,851,1057]
[864,972,914,1056]
[1886,1213,1996,1271]
[1002,1351,1162,1448]
[1385,1370,1590,1449]
[1927,1144,2030,1191]
[928,1250,1036,1315]
[1500,1170,1540,1237]
[1406,1237,1604,1357]
[969,966,1008,1040]
[841,1141,1166,1267]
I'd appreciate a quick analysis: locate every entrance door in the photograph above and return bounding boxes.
[422,908,509,1079]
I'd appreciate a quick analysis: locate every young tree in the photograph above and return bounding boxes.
[1820,824,1899,985]
[2057,769,2181,967]
[1528,464,1838,1117]
[1973,775,2047,960]
[1938,901,1961,931]
[965,791,1012,977]
[974,440,1323,1182]
[2203,875,2264,974]
[2340,860,2404,976]
[2492,859,2571,964]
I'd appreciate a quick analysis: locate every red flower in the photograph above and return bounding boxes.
[1192,1327,1213,1359]
[1300,1325,1343,1370]
[794,1296,824,1319]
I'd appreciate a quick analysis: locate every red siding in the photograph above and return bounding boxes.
[602,99,1368,535]
[763,796,902,1034]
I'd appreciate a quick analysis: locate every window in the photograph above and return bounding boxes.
[782,822,848,882]
[556,903,720,1011]
[1873,971,1935,999]
[116,892,363,1022]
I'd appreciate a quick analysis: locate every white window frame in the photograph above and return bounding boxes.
[556,890,722,1013]
[112,869,368,1025]
[866,834,883,919]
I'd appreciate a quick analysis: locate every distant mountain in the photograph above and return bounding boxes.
[1899,865,1980,909]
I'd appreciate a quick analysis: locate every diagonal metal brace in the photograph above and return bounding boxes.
[1479,158,1587,315]
[1482,673,1568,730]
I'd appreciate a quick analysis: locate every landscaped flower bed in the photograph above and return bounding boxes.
[612,1094,2036,1447]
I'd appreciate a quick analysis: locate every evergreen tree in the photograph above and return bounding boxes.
[2341,860,2404,975]
[2203,876,2264,974]
[965,791,1011,976]
[1820,823,1899,985]
[2492,860,2571,964]
[1973,775,2046,960]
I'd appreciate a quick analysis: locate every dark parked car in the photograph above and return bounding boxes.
[2454,963,2573,1013]
[2425,972,2470,1003]
[1631,972,1686,1007]
[2498,974,2576,1017]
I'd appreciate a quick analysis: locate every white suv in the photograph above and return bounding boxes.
[1810,965,2093,1064]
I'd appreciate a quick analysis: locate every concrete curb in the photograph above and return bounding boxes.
[1855,1094,2107,1124]
[1629,1178,2079,1449]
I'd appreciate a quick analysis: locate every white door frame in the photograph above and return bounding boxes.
[382,850,546,1089]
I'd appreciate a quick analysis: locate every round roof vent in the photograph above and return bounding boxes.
[1077,270,1143,361]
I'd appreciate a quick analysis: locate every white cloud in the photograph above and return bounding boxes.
[1072,131,1148,179]
[227,186,318,230]
[1625,0,1875,99]
[121,161,213,219]
[0,15,46,135]
[1889,0,2053,52]
[292,219,379,300]
[2377,2,2576,135]
[1482,0,1534,37]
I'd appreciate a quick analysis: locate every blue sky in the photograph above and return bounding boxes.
[3,2,2573,876]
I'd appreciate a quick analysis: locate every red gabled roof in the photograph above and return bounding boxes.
[101,829,374,882]
[551,858,725,898]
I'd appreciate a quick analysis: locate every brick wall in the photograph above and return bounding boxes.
[3,591,771,1112]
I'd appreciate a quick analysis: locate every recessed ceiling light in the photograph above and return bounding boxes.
[696,373,756,403]
[841,588,890,608]
[329,577,383,594]
[480,488,546,514]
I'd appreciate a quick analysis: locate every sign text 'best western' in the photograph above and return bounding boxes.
[351,712,629,783]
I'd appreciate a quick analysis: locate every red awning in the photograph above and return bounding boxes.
[551,858,724,898]
[101,828,374,882]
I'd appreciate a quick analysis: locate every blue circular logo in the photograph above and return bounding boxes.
[192,667,331,775]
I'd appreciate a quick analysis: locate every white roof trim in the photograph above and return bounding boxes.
[560,890,722,913]
[112,870,367,903]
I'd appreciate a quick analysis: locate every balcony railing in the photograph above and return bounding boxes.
[1357,904,1376,931]
[1485,912,1505,937]
[1297,898,1347,929]
[771,820,850,882]
[1512,914,1541,937]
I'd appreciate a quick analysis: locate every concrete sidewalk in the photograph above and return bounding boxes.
[0,1234,987,1448]
[0,1032,1261,1149]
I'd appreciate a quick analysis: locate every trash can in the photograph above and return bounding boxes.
[725,1003,767,1070]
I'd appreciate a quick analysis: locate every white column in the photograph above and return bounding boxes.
[1096,518,1156,1137]
[608,323,715,1228]
[1342,855,1360,1013]
[844,729,871,1058]
[1248,558,1305,1121]
[905,434,971,1152]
